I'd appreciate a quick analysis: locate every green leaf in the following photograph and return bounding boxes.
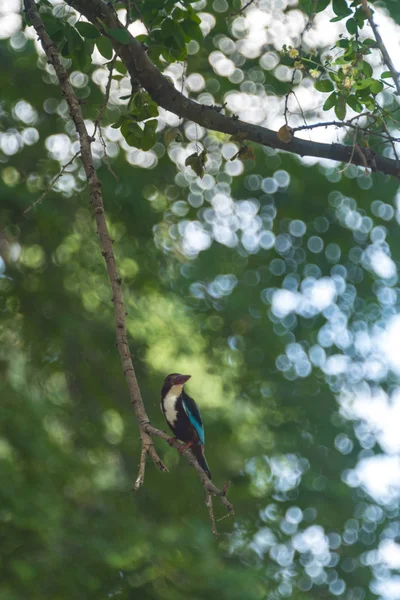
[345,18,358,34]
[130,92,159,122]
[147,102,159,118]
[346,95,363,112]
[160,17,175,37]
[123,122,146,147]
[185,150,207,178]
[107,28,132,45]
[323,92,337,111]
[355,77,374,89]
[180,18,203,42]
[66,24,83,55]
[354,6,367,27]
[363,38,378,48]
[370,79,384,94]
[171,7,185,20]
[74,40,94,72]
[360,61,373,77]
[141,119,158,150]
[114,61,127,75]
[75,22,100,39]
[187,9,201,24]
[96,35,114,59]
[172,27,186,50]
[335,96,347,120]
[314,0,330,11]
[60,39,70,58]
[144,119,157,134]
[332,0,352,18]
[41,14,64,37]
[315,79,334,93]
[336,39,349,48]
[111,116,126,129]
[381,71,392,79]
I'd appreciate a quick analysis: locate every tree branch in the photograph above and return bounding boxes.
[68,0,400,179]
[145,424,234,516]
[24,0,167,481]
[25,0,234,528]
[292,119,400,142]
[93,58,119,180]
[205,492,218,537]
[24,150,80,214]
[361,0,400,96]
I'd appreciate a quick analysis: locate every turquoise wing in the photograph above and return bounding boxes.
[182,393,205,445]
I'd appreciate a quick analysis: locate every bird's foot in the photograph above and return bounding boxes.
[177,441,194,455]
[167,437,177,447]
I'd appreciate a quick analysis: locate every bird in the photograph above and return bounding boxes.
[161,373,212,480]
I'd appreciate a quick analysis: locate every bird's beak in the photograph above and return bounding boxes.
[174,374,191,385]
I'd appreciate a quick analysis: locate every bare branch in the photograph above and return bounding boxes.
[292,119,400,143]
[67,0,400,180]
[24,150,80,214]
[338,130,358,174]
[230,0,257,18]
[361,0,400,96]
[93,59,119,180]
[205,492,219,537]
[284,2,318,128]
[132,447,147,492]
[354,143,371,174]
[93,58,115,137]
[145,424,235,516]
[124,0,132,26]
[381,118,400,168]
[23,0,167,479]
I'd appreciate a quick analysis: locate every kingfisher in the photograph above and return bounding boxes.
[161,373,212,480]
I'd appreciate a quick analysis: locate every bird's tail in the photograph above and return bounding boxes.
[191,444,212,480]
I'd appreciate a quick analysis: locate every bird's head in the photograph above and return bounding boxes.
[162,373,191,397]
[164,373,191,386]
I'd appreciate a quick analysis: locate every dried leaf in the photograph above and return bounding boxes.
[277,125,294,144]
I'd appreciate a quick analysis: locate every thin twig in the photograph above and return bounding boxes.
[284,88,294,126]
[24,150,80,214]
[338,128,358,174]
[361,0,400,96]
[381,118,400,174]
[354,143,371,174]
[97,130,119,181]
[205,492,218,537]
[125,0,131,25]
[230,0,256,18]
[93,59,119,181]
[292,119,400,143]
[291,90,308,131]
[93,58,115,137]
[283,5,317,128]
[132,446,148,492]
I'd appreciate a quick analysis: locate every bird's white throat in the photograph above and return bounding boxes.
[162,384,184,424]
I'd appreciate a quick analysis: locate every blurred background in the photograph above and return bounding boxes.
[1,0,400,598]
